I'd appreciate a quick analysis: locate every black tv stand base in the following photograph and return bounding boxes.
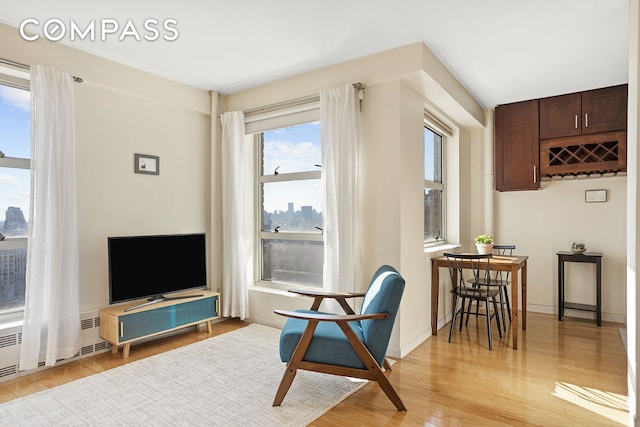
[124,293,204,312]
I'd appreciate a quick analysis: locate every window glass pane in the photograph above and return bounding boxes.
[424,188,443,241]
[0,167,30,238]
[0,85,30,158]
[0,80,30,316]
[262,122,321,175]
[261,240,323,287]
[258,118,324,288]
[0,247,26,310]
[262,180,322,232]
[424,127,442,183]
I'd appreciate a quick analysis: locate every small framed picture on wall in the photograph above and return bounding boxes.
[134,153,159,175]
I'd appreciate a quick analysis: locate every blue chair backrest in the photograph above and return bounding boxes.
[360,265,405,366]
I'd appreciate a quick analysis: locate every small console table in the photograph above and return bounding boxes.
[557,251,603,326]
[100,290,220,358]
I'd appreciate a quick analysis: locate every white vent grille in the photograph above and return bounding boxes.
[0,333,17,348]
[0,309,109,383]
[0,365,18,378]
[81,319,93,330]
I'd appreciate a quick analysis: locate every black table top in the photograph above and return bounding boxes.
[556,250,603,257]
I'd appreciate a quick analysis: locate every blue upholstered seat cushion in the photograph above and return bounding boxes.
[279,310,366,369]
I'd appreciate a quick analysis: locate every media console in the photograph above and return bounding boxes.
[99,290,220,358]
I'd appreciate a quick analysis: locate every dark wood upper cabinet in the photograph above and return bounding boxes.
[539,84,627,139]
[581,85,627,135]
[495,99,540,191]
[495,84,627,190]
[539,93,581,139]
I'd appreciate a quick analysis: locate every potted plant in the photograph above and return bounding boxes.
[474,234,494,254]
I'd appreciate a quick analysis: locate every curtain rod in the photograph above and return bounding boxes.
[0,57,83,83]
[243,82,365,117]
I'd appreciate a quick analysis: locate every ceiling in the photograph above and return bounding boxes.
[0,0,630,108]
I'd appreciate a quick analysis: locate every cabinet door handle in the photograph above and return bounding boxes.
[533,165,537,183]
[120,322,124,338]
[575,114,578,129]
[585,113,589,128]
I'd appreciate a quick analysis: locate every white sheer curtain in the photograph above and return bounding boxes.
[320,84,363,300]
[20,65,80,370]
[220,111,253,319]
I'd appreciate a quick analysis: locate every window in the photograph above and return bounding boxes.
[0,70,31,314]
[256,121,323,288]
[424,124,445,245]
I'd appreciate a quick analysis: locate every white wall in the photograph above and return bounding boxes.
[75,85,211,310]
[495,176,627,323]
[0,23,212,312]
[362,79,431,354]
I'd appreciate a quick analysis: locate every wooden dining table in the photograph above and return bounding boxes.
[431,254,529,349]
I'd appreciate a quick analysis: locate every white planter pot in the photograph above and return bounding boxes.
[475,243,494,255]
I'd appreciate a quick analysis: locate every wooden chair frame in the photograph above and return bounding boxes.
[272,290,406,411]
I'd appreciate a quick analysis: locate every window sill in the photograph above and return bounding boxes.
[250,284,321,297]
[0,318,23,332]
[424,243,460,256]
[0,237,28,249]
[249,285,294,297]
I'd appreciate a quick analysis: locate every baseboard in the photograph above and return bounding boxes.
[246,315,284,330]
[527,303,625,324]
[437,312,453,333]
[388,328,431,359]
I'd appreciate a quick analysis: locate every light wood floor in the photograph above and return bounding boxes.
[0,312,628,426]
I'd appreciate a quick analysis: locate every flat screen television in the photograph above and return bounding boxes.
[108,233,207,311]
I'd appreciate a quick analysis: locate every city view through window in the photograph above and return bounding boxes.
[0,82,30,311]
[259,122,324,287]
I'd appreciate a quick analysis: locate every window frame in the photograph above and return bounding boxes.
[423,121,446,247]
[0,68,30,320]
[252,111,324,291]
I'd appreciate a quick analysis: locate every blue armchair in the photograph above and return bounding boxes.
[272,265,406,411]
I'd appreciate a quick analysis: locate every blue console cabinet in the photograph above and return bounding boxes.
[100,290,220,358]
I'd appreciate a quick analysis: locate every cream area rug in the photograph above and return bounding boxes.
[0,324,366,426]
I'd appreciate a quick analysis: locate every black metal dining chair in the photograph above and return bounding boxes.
[468,244,516,331]
[444,252,502,350]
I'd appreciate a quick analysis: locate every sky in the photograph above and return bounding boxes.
[262,121,322,213]
[424,127,438,182]
[0,85,31,223]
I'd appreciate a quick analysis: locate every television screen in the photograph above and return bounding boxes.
[108,233,207,304]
